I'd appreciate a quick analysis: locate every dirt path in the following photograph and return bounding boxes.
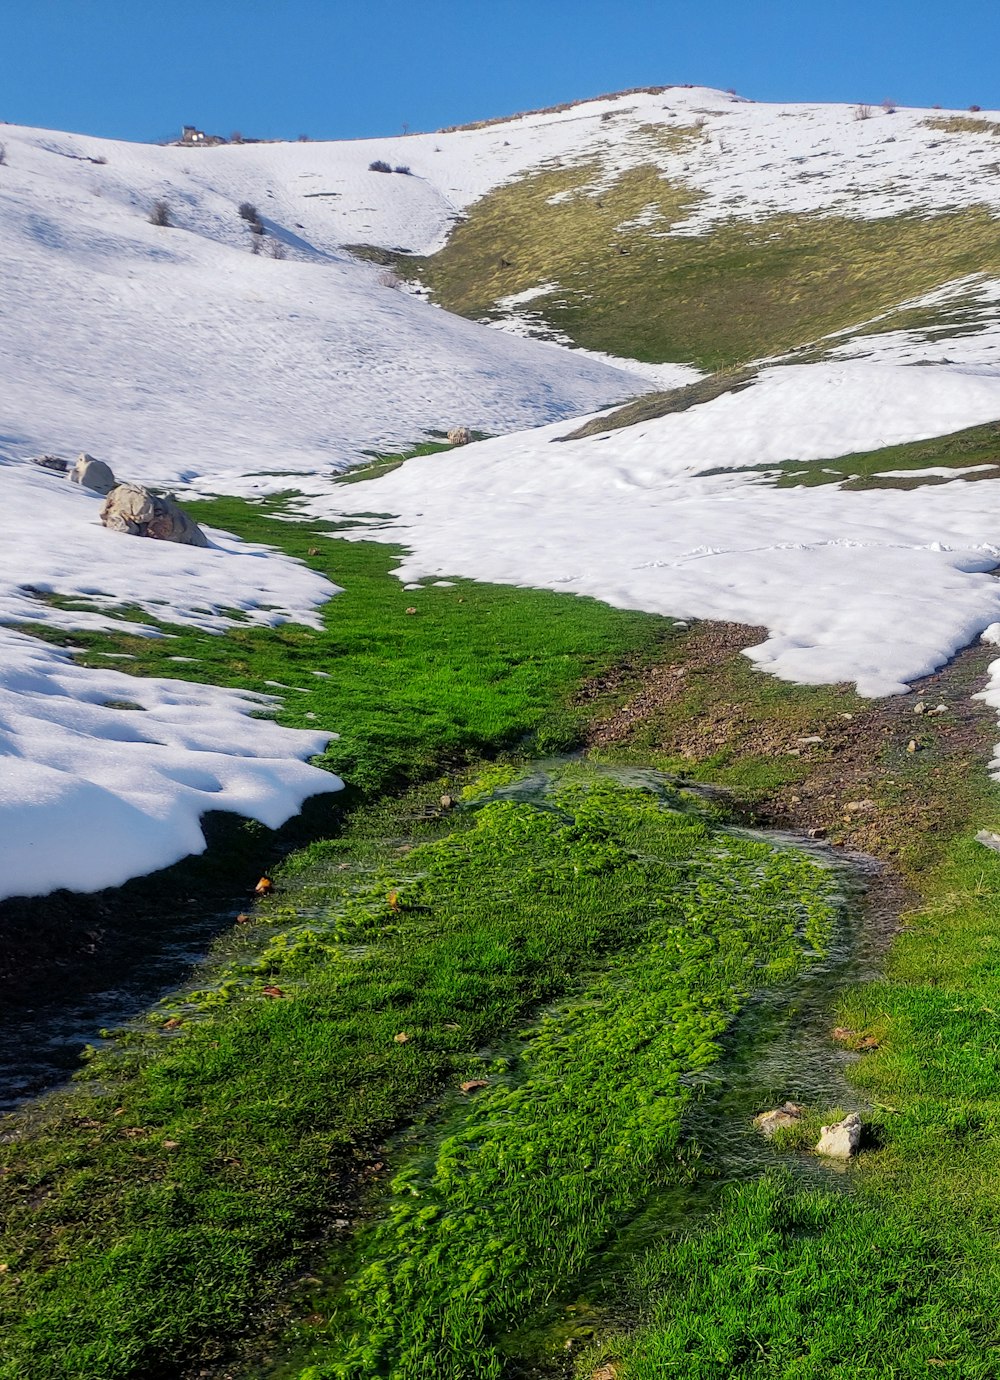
[581,619,998,924]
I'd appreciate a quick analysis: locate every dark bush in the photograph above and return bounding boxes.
[394,164,411,175]
[149,199,171,226]
[368,159,392,173]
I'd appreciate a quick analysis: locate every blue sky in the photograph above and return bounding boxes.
[2,1,998,142]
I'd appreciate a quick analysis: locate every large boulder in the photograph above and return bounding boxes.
[70,453,116,494]
[100,484,209,547]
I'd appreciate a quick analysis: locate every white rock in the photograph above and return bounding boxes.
[815,1111,862,1159]
[70,453,116,495]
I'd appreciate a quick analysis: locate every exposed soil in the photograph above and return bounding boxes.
[581,619,999,942]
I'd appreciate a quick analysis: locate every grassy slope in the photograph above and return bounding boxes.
[410,157,1000,368]
[298,771,837,1380]
[24,495,675,798]
[704,418,1000,491]
[0,504,693,1380]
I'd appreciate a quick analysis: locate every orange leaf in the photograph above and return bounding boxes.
[460,1080,488,1094]
[261,985,285,999]
[254,877,273,895]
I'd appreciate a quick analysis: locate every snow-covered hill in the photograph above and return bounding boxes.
[6,85,1000,900]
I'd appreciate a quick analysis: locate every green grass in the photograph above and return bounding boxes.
[256,767,838,1380]
[702,419,1000,492]
[0,767,838,1380]
[23,494,678,798]
[411,155,1000,368]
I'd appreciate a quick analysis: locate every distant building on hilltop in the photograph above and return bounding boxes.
[179,125,226,147]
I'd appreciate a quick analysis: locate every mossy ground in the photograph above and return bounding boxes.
[5,435,1000,1380]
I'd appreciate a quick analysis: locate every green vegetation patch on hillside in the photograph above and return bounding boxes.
[703,418,1000,491]
[22,494,678,798]
[240,768,838,1380]
[0,766,838,1380]
[413,156,1000,368]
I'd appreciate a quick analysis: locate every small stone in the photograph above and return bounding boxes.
[797,735,824,745]
[393,1032,410,1044]
[913,702,926,715]
[440,794,455,809]
[839,712,854,720]
[754,1101,804,1137]
[447,426,472,446]
[844,799,876,814]
[975,829,1000,853]
[32,454,69,472]
[807,826,826,839]
[815,1111,862,1159]
[926,703,949,717]
[405,606,417,614]
[162,1139,180,1150]
[907,739,918,753]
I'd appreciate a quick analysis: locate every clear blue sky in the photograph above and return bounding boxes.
[2,0,998,143]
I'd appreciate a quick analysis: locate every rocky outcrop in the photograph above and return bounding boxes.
[32,455,69,473]
[447,426,472,447]
[70,453,116,494]
[100,484,209,547]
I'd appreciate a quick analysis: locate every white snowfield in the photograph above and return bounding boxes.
[0,626,341,901]
[0,464,341,902]
[5,86,1000,900]
[328,360,1000,698]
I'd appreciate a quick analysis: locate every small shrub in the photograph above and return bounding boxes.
[0,143,6,166]
[881,98,897,114]
[378,268,401,288]
[368,159,392,173]
[231,130,243,144]
[149,199,172,226]
[970,105,982,113]
[394,164,411,175]
[854,103,872,121]
[266,239,286,260]
[238,201,258,222]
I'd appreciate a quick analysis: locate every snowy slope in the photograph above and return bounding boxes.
[325,359,1000,698]
[6,86,1000,901]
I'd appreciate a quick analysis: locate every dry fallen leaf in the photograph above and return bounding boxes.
[832,1026,855,1041]
[307,547,320,556]
[254,877,273,895]
[261,985,285,999]
[393,1032,409,1044]
[405,606,417,614]
[162,1140,180,1150]
[236,912,251,924]
[460,1080,489,1094]
[592,1367,618,1380]
[162,1017,183,1031]
[387,890,401,912]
